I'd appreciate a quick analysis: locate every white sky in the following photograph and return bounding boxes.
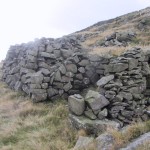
[0,0,150,61]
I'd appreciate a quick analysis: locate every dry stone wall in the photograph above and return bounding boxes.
[2,36,103,102]
[68,47,150,128]
[2,36,150,127]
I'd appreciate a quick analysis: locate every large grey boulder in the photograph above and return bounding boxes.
[69,114,120,135]
[68,94,85,116]
[73,136,94,150]
[85,90,110,111]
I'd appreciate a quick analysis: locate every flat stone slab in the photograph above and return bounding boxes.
[69,114,120,135]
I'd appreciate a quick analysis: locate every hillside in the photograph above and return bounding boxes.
[75,7,150,55]
[1,7,150,150]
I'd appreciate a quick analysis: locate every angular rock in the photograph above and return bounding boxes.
[105,91,116,99]
[85,90,110,111]
[59,64,66,74]
[78,59,90,66]
[30,84,41,89]
[66,63,77,73]
[30,72,44,84]
[68,94,85,116]
[128,58,138,70]
[14,81,22,91]
[54,70,62,81]
[105,63,128,73]
[97,75,114,87]
[84,109,97,120]
[47,87,58,98]
[63,82,72,92]
[119,92,133,101]
[41,83,48,89]
[39,68,50,76]
[78,67,85,73]
[98,109,108,120]
[40,52,56,59]
[32,93,47,102]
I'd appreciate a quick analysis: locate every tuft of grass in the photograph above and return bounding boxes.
[107,120,150,149]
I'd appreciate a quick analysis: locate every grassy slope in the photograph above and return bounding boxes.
[76,7,150,56]
[0,82,77,150]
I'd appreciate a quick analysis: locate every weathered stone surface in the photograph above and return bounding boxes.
[68,94,85,116]
[66,64,77,73]
[61,49,73,58]
[30,72,43,84]
[84,109,97,120]
[54,70,62,81]
[98,108,108,120]
[40,52,56,59]
[105,91,116,99]
[78,59,90,66]
[47,87,58,98]
[59,64,66,74]
[105,63,128,73]
[97,75,114,87]
[14,81,22,91]
[39,68,50,76]
[41,83,48,89]
[119,92,133,101]
[128,58,139,70]
[30,84,41,89]
[78,67,85,73]
[32,93,47,102]
[73,136,94,150]
[63,82,72,92]
[69,114,120,135]
[96,133,114,150]
[85,90,110,111]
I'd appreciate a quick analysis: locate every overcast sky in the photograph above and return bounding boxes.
[0,0,150,60]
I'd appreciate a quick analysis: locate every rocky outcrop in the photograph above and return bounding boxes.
[97,31,136,47]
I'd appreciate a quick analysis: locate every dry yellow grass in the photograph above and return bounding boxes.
[107,121,150,150]
[0,82,77,150]
[136,141,150,150]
